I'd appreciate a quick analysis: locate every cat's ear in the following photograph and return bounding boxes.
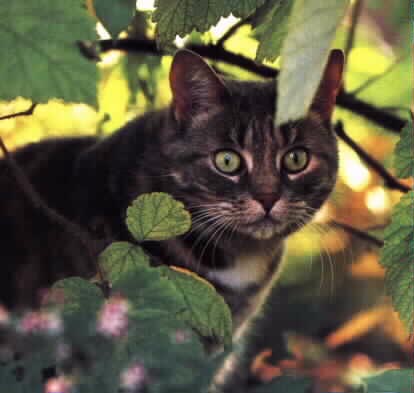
[311,49,344,122]
[170,49,230,124]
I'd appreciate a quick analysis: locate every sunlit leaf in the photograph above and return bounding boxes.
[94,0,136,37]
[276,0,349,125]
[153,0,266,44]
[0,0,98,105]
[380,191,414,332]
[126,192,191,241]
[394,119,413,178]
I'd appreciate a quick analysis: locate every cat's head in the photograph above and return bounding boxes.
[164,49,343,240]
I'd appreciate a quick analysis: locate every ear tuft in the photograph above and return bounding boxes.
[169,49,229,123]
[311,49,344,122]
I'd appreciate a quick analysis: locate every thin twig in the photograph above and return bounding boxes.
[96,38,406,132]
[0,114,110,297]
[344,0,364,65]
[0,103,37,121]
[334,121,411,193]
[329,220,384,247]
[216,17,251,47]
[350,53,410,95]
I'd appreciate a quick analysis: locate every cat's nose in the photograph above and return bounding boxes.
[255,193,279,213]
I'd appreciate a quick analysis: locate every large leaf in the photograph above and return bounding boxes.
[255,0,293,62]
[380,191,414,332]
[251,376,311,393]
[94,0,137,37]
[126,192,191,241]
[276,0,349,125]
[394,119,413,178]
[159,266,233,347]
[53,277,104,317]
[153,0,266,44]
[100,241,150,284]
[364,369,414,393]
[0,0,98,105]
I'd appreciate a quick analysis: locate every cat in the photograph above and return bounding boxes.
[0,49,344,329]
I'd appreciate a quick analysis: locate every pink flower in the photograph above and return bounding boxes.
[0,305,10,326]
[171,329,192,344]
[120,362,147,391]
[97,294,130,338]
[19,311,63,336]
[44,376,73,393]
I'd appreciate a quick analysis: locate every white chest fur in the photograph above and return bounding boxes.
[206,248,282,291]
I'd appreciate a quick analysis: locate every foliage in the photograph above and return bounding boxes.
[0,193,231,392]
[380,191,414,332]
[93,0,137,38]
[394,119,414,179]
[0,0,97,106]
[378,119,413,333]
[363,369,414,393]
[152,0,266,44]
[126,192,191,241]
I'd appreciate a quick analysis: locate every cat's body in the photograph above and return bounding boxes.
[0,50,343,327]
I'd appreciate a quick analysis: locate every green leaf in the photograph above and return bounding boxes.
[53,277,104,317]
[276,0,349,125]
[0,0,98,105]
[251,376,311,393]
[126,192,191,241]
[159,266,233,346]
[380,191,414,332]
[94,0,136,37]
[153,0,266,44]
[394,120,413,178]
[364,369,414,393]
[255,0,293,62]
[100,241,150,284]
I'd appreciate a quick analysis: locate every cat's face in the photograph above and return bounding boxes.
[164,50,343,241]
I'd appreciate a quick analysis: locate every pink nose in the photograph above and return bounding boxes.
[255,193,279,213]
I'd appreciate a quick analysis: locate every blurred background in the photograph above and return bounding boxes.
[0,0,412,364]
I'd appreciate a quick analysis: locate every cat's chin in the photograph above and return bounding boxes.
[238,219,282,240]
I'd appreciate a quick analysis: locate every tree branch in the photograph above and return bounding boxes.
[0,107,110,297]
[96,38,406,132]
[334,121,411,193]
[329,220,384,247]
[216,17,251,48]
[344,0,364,65]
[0,103,37,121]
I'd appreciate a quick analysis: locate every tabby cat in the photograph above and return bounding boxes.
[0,49,344,328]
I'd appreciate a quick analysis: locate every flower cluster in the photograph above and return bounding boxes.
[120,362,148,391]
[0,304,10,326]
[97,294,130,338]
[44,376,73,393]
[18,310,63,336]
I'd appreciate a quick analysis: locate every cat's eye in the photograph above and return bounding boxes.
[214,150,242,175]
[282,148,309,173]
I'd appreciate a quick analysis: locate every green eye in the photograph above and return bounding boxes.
[214,150,242,174]
[282,148,309,173]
